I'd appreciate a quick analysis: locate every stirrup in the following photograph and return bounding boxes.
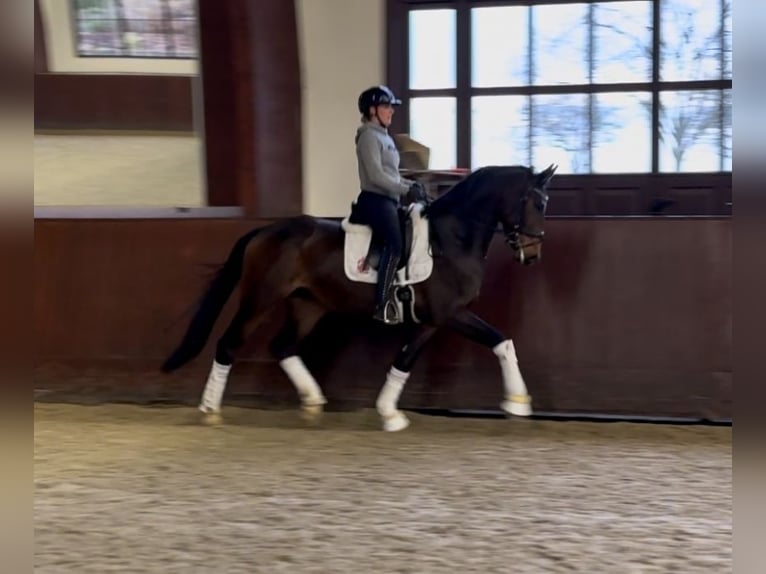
[374,299,401,325]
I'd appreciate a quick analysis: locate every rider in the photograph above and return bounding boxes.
[354,85,426,325]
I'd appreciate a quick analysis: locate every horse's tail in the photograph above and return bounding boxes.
[160,227,263,373]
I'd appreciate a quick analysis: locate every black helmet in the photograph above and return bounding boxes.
[358,85,402,115]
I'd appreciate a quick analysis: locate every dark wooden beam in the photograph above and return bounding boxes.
[35,0,48,73]
[196,0,248,208]
[247,0,303,217]
[197,0,303,215]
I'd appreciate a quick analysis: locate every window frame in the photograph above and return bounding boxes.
[387,0,732,174]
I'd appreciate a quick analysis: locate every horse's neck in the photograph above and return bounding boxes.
[429,196,498,259]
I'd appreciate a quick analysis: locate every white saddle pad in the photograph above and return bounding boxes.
[340,203,433,285]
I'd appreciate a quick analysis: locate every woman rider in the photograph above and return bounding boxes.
[353,85,426,324]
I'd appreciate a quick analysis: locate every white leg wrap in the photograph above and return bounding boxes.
[279,356,327,406]
[199,360,231,414]
[376,367,410,417]
[493,339,533,417]
[376,367,411,432]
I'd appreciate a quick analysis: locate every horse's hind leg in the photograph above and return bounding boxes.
[198,305,262,425]
[269,295,328,421]
[376,325,438,431]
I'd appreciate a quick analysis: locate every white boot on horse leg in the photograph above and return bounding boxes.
[199,360,231,425]
[279,356,327,423]
[493,339,533,417]
[376,367,410,432]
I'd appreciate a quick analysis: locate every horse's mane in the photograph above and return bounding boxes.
[425,165,533,218]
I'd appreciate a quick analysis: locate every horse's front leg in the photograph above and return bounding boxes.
[376,325,438,431]
[447,309,532,417]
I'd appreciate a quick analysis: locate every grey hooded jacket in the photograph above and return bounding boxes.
[355,122,414,201]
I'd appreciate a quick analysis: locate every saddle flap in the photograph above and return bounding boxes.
[342,203,433,286]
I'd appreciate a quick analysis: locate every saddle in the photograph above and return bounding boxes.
[341,202,433,286]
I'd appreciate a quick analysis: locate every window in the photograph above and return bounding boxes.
[73,0,197,58]
[394,0,732,174]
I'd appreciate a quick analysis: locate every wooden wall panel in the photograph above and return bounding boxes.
[33,217,732,420]
[34,74,195,132]
[545,173,732,216]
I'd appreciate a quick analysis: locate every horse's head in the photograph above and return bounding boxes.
[501,164,557,265]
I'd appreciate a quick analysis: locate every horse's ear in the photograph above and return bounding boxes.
[537,163,558,187]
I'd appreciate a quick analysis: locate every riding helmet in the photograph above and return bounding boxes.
[358,85,402,115]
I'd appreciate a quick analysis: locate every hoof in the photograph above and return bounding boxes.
[200,410,223,426]
[381,411,410,432]
[300,403,324,424]
[501,395,533,417]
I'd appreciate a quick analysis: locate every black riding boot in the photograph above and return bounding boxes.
[373,253,401,325]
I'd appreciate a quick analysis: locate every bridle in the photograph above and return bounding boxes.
[504,186,548,252]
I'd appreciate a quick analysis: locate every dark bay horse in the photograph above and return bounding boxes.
[162,164,557,431]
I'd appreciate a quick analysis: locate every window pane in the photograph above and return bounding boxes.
[122,0,159,18]
[410,97,457,169]
[593,1,652,83]
[661,0,724,81]
[532,4,588,85]
[75,0,118,19]
[659,91,722,172]
[532,94,589,173]
[472,96,529,169]
[723,0,732,79]
[129,33,171,57]
[471,6,529,87]
[592,93,652,173]
[172,21,197,58]
[74,0,197,58]
[76,19,122,56]
[125,18,153,33]
[723,89,731,171]
[409,9,456,89]
[169,0,196,18]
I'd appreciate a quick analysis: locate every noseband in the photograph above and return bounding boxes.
[505,186,548,250]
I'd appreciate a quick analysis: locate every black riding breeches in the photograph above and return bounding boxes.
[353,191,402,302]
[353,191,403,258]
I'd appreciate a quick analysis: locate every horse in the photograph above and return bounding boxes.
[161,164,558,431]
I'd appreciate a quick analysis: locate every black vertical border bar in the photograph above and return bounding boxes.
[457,0,471,168]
